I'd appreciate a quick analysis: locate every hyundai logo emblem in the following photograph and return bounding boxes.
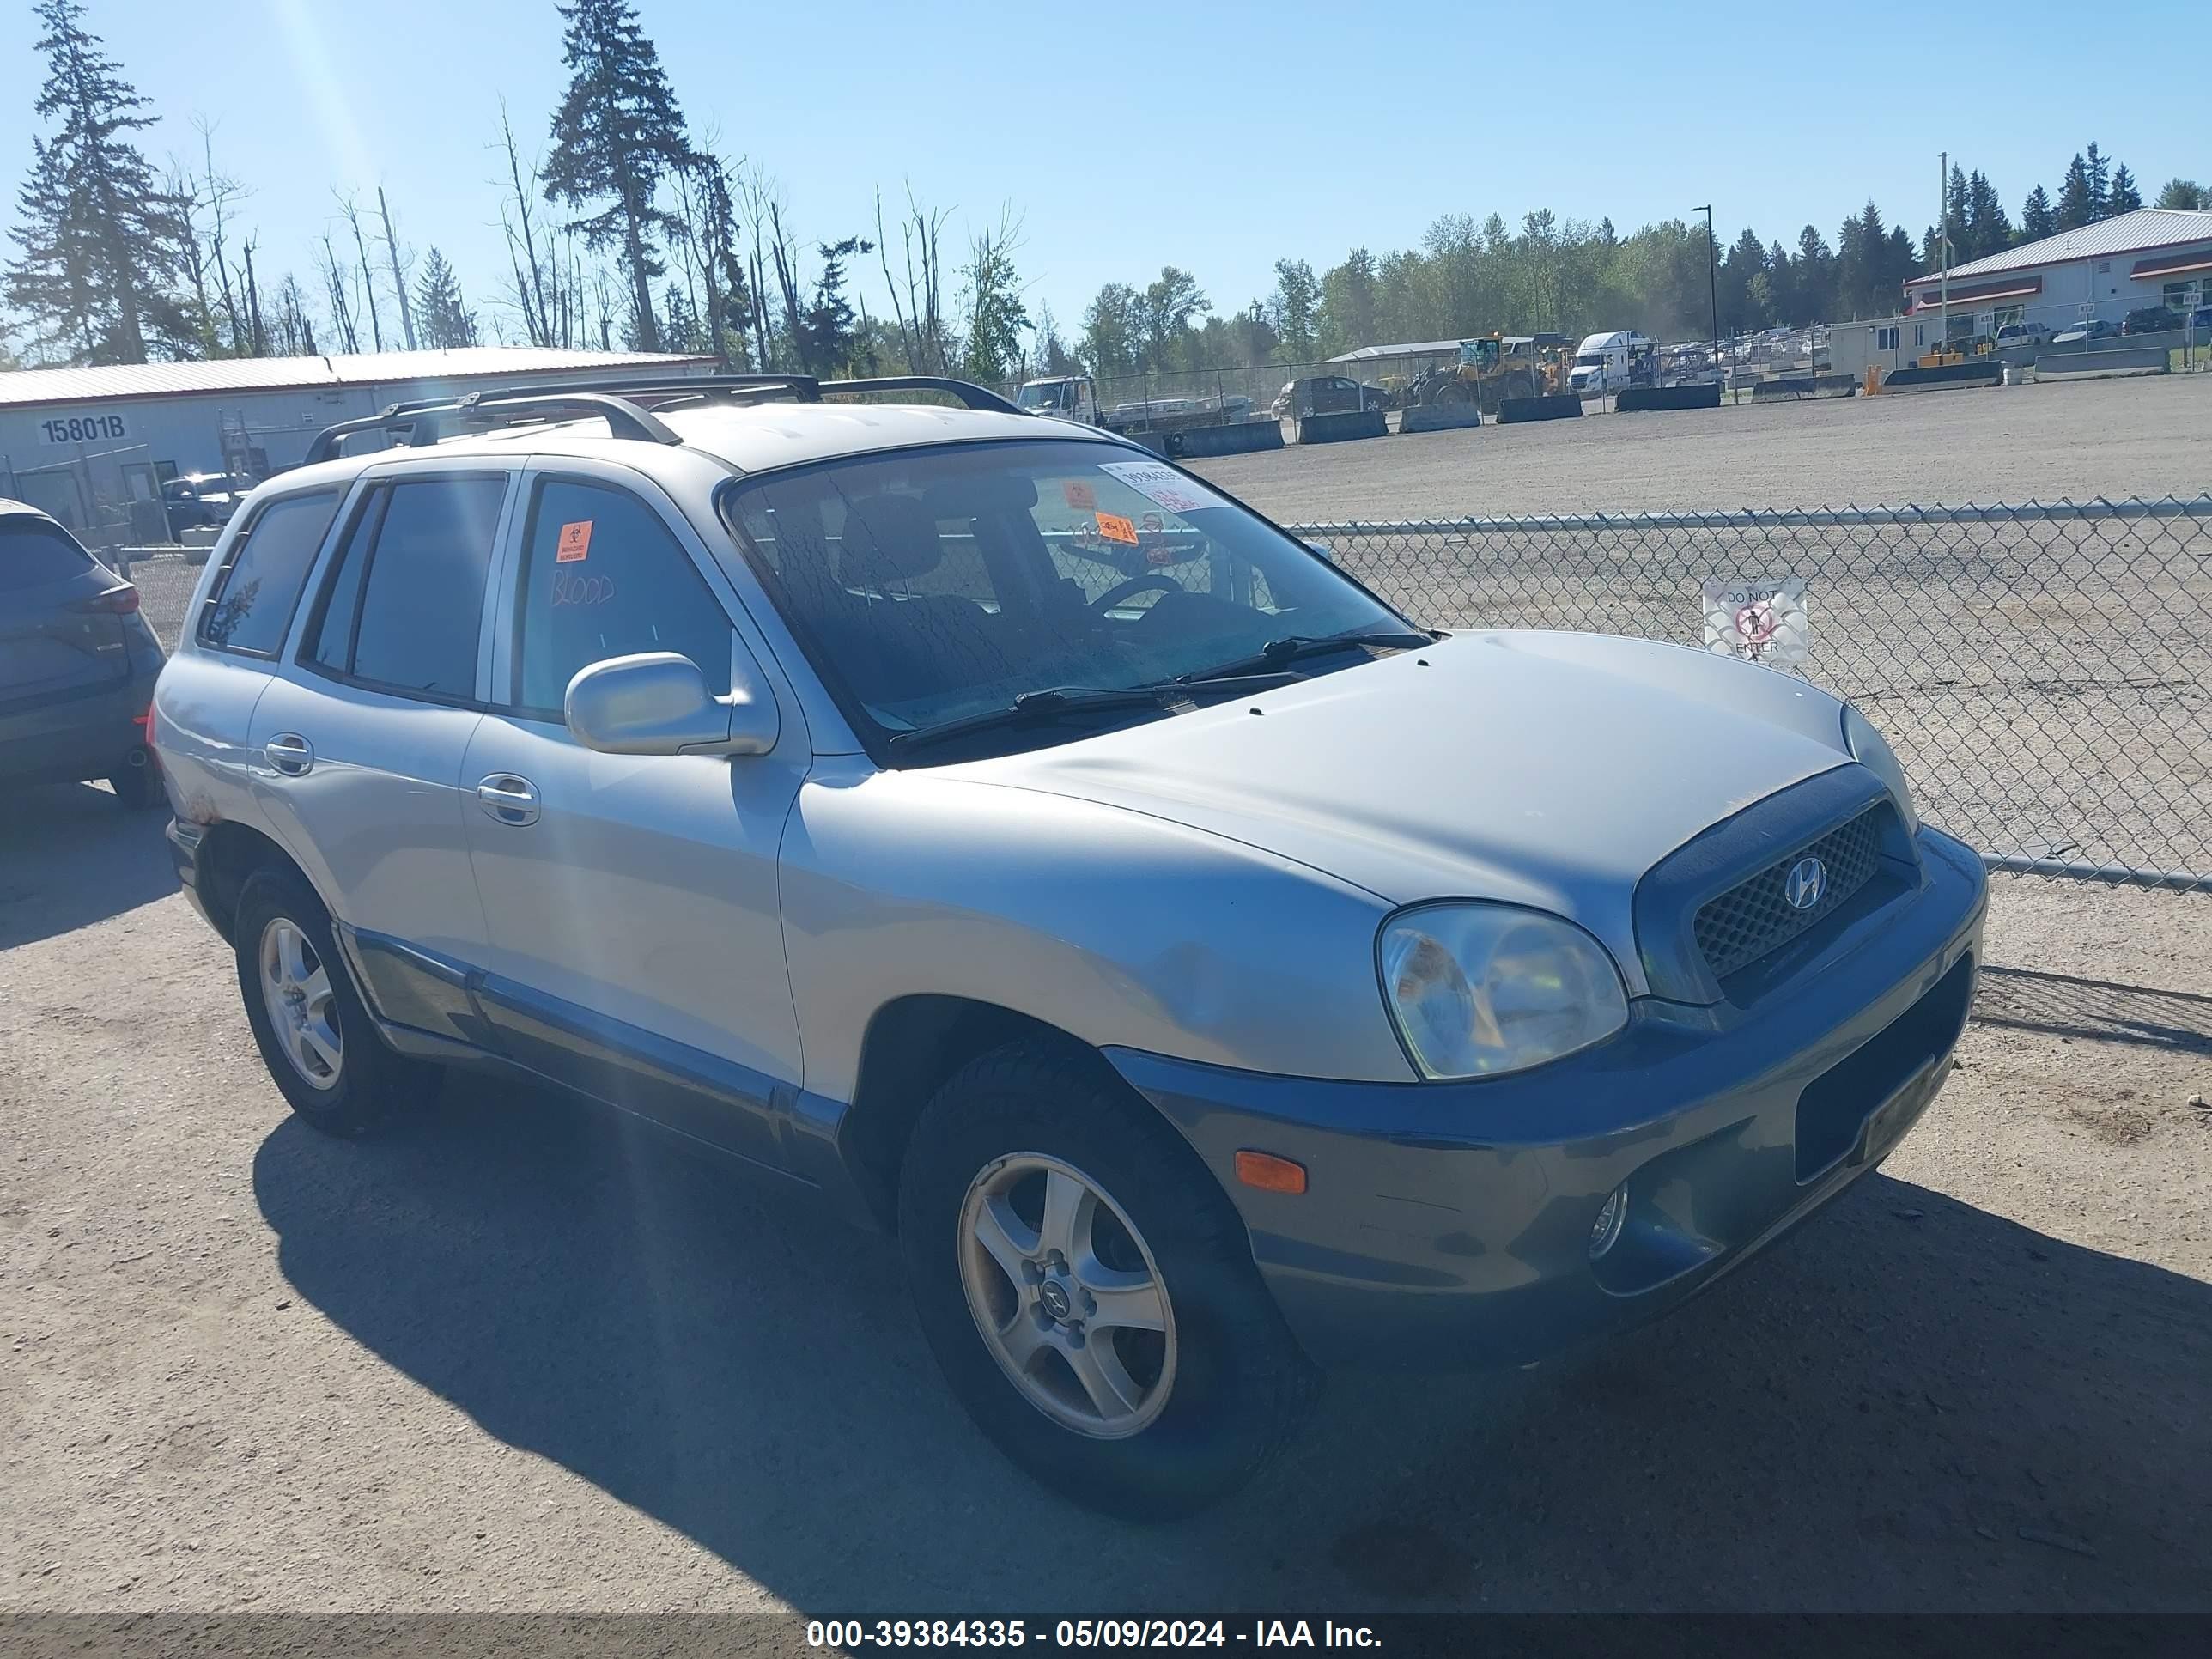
[1784,856,1827,911]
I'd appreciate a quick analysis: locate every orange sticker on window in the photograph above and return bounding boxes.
[1062,480,1097,510]
[1095,511,1139,546]
[556,520,593,562]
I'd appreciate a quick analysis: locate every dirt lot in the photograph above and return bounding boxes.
[1188,374,2212,520]
[3,785,2208,1617]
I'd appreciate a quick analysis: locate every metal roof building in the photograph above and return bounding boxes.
[1900,207,2212,332]
[0,346,716,542]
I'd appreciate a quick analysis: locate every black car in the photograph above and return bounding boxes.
[2122,306,2181,336]
[1,500,167,807]
[161,471,255,538]
[1269,374,1391,420]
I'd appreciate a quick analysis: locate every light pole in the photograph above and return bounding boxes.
[1695,204,1725,399]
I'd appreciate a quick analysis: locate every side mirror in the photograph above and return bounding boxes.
[564,641,779,757]
[1304,539,1334,563]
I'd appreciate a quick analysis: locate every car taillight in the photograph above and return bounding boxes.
[75,584,141,615]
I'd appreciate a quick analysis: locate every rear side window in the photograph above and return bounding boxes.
[199,490,339,655]
[511,478,732,716]
[307,476,505,701]
[0,517,94,591]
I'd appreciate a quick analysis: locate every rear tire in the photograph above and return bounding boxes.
[107,757,161,809]
[234,868,438,1137]
[898,1040,1317,1520]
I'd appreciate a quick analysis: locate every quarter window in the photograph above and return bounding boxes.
[307,476,505,699]
[511,478,732,715]
[198,490,339,655]
[0,516,94,590]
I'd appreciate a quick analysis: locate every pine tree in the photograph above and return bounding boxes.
[2055,155,2096,231]
[2106,166,2142,215]
[543,0,694,353]
[2084,143,2111,217]
[799,235,873,374]
[2021,185,2057,240]
[5,0,191,363]
[414,247,477,349]
[1964,172,2011,259]
[2154,178,2205,210]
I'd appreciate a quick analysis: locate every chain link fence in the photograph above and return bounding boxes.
[1288,498,2212,893]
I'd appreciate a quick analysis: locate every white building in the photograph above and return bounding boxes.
[1899,207,2212,337]
[0,346,715,537]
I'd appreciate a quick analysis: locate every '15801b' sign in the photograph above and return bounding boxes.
[39,413,129,444]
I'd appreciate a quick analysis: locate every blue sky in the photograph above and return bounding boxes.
[5,0,2200,348]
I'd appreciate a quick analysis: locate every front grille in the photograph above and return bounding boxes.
[1693,805,1887,981]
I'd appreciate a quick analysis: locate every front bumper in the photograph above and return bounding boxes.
[1107,826,1988,1370]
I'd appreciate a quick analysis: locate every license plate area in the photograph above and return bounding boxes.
[1794,954,1975,1183]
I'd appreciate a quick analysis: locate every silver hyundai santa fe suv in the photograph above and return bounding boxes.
[154,374,1986,1517]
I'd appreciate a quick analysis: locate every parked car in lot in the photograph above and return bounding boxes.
[1268,374,1391,419]
[2121,306,2182,336]
[2049,319,2116,346]
[2,498,166,806]
[161,471,256,544]
[1993,322,2047,348]
[152,374,1987,1518]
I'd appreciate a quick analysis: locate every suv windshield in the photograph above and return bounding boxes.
[722,439,1414,760]
[1016,383,1072,410]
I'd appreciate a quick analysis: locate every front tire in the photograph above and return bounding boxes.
[898,1041,1317,1519]
[234,868,437,1137]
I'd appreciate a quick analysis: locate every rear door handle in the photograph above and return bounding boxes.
[476,774,540,826]
[264,733,314,775]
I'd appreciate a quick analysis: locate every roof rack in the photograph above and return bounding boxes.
[301,372,1024,465]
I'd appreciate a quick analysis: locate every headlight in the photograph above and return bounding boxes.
[1378,903,1629,1080]
[1843,704,1919,836]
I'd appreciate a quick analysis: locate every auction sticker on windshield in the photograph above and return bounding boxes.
[1099,459,1220,515]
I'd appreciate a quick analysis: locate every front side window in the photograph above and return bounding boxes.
[723,439,1411,757]
[199,489,339,655]
[307,476,504,700]
[511,478,732,716]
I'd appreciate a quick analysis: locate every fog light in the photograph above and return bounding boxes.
[1589,1185,1628,1259]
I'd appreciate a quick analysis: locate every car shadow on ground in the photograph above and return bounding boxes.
[0,781,176,948]
[252,1066,2212,1613]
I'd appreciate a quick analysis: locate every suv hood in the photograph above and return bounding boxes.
[957,630,1855,992]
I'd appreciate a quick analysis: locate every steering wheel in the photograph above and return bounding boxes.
[1091,574,1184,612]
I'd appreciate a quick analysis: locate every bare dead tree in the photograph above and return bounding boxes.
[240,236,267,356]
[376,185,418,350]
[590,268,615,351]
[492,102,555,347]
[191,121,248,354]
[875,184,952,374]
[318,233,361,353]
[766,198,805,371]
[734,163,784,369]
[274,274,317,356]
[335,192,384,351]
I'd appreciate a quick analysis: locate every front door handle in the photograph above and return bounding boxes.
[264,733,314,775]
[476,774,540,826]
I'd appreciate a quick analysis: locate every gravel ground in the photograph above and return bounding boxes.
[3,785,2208,1616]
[1187,374,2212,520]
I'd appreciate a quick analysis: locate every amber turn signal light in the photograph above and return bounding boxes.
[1234,1150,1307,1194]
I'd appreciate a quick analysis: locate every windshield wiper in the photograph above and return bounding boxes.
[885,675,1295,757]
[1171,629,1433,685]
[885,684,1177,756]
